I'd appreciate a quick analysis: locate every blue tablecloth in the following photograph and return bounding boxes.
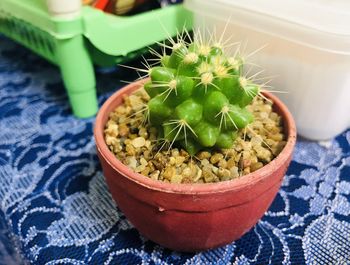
[1,35,350,265]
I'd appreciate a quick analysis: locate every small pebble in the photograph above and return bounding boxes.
[201,159,210,166]
[203,167,216,183]
[211,166,219,175]
[163,167,176,181]
[140,158,148,166]
[171,175,183,184]
[193,167,202,182]
[141,167,150,176]
[197,151,211,160]
[126,157,137,169]
[104,123,119,137]
[182,167,192,177]
[251,162,264,172]
[218,159,227,169]
[210,153,223,164]
[226,157,236,169]
[150,170,160,180]
[218,168,231,181]
[230,166,239,178]
[132,137,146,148]
[169,157,176,165]
[139,127,148,138]
[175,156,186,166]
[119,124,129,137]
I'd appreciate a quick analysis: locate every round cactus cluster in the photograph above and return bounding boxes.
[142,33,261,155]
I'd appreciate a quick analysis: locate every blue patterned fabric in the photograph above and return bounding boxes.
[0,35,350,265]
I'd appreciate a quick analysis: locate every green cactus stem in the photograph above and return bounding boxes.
[140,31,264,155]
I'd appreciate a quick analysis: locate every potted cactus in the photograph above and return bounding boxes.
[94,30,296,251]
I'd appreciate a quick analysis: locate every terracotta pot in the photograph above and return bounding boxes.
[94,79,297,252]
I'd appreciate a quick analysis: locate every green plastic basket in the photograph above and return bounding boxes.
[0,0,193,117]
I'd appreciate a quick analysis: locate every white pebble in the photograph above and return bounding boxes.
[126,157,137,169]
[132,137,146,148]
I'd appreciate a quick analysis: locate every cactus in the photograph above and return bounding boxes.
[140,32,262,155]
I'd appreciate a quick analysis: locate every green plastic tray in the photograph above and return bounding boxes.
[0,0,193,117]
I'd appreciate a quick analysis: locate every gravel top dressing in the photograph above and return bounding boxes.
[104,88,286,184]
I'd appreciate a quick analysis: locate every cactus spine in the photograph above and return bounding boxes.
[142,31,261,155]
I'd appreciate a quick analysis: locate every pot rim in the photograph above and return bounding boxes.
[94,79,297,195]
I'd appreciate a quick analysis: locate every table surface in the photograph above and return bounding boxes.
[0,35,350,265]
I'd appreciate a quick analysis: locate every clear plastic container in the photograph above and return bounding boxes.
[185,0,350,140]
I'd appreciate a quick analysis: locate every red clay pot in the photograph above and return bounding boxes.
[94,79,297,252]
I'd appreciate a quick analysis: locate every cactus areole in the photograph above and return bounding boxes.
[143,36,260,155]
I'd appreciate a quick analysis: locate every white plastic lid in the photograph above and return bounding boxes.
[185,0,350,54]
